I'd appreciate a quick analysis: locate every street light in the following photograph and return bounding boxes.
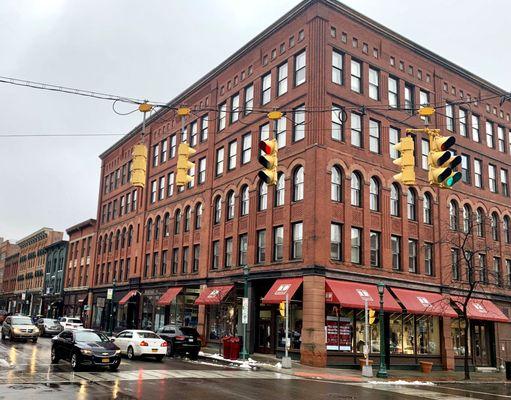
[240,264,250,360]
[108,278,117,336]
[376,282,388,378]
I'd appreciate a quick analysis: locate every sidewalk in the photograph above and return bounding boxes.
[198,347,509,384]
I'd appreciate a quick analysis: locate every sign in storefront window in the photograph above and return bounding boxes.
[325,307,354,351]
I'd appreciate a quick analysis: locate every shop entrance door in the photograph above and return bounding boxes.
[472,321,492,367]
[256,306,275,354]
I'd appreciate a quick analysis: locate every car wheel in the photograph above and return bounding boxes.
[71,353,80,371]
[109,364,119,371]
[40,327,45,337]
[127,346,136,360]
[189,351,199,361]
[32,337,37,343]
[166,342,174,357]
[51,347,59,364]
[155,355,164,362]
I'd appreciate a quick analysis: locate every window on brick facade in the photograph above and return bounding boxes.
[445,103,454,131]
[293,104,305,141]
[350,59,361,93]
[330,222,342,261]
[407,188,417,221]
[244,84,254,115]
[368,68,379,100]
[174,209,181,234]
[332,50,343,85]
[351,113,362,147]
[190,121,198,147]
[275,173,285,206]
[472,115,480,142]
[224,238,233,268]
[459,109,467,136]
[486,121,495,148]
[261,73,271,105]
[257,230,266,263]
[258,181,268,211]
[408,239,418,273]
[392,236,401,270]
[294,51,306,86]
[388,76,398,108]
[404,84,414,114]
[449,201,459,230]
[389,127,400,159]
[489,164,497,192]
[498,126,506,152]
[491,213,500,241]
[501,169,509,196]
[228,141,237,171]
[216,147,224,176]
[240,185,249,216]
[194,203,203,229]
[277,63,288,96]
[214,196,222,224]
[369,119,380,153]
[351,172,362,207]
[332,105,343,141]
[146,219,152,243]
[390,183,400,217]
[504,216,511,244]
[370,231,381,267]
[239,234,248,266]
[200,115,208,142]
[331,166,343,202]
[350,227,362,264]
[273,226,284,261]
[230,94,240,123]
[292,166,304,202]
[423,192,432,224]
[226,191,235,220]
[424,242,433,276]
[211,241,219,270]
[369,177,380,211]
[218,102,227,131]
[292,222,303,259]
[241,133,252,164]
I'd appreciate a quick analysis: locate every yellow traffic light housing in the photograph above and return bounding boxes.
[428,133,461,188]
[279,302,285,317]
[176,142,196,186]
[258,139,278,185]
[130,144,148,188]
[369,309,376,325]
[392,136,415,185]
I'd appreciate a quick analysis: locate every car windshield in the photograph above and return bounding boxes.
[179,327,199,336]
[75,331,109,342]
[68,319,82,324]
[12,317,33,325]
[137,332,160,339]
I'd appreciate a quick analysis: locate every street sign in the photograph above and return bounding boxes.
[107,289,113,300]
[242,297,248,324]
[21,293,26,301]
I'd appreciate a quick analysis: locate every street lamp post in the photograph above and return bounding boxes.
[240,264,250,360]
[108,278,117,336]
[376,282,388,378]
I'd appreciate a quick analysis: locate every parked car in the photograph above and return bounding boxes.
[112,330,167,361]
[36,318,64,336]
[156,325,201,359]
[1,315,39,342]
[51,329,121,371]
[59,317,84,330]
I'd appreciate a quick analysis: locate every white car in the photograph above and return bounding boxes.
[59,317,84,330]
[112,330,167,361]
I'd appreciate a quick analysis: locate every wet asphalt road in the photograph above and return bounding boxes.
[1,337,511,399]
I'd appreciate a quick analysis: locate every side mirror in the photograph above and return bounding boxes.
[110,338,115,342]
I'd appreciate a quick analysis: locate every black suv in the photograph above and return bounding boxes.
[51,329,121,371]
[156,325,201,359]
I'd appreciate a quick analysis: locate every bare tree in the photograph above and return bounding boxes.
[439,207,501,380]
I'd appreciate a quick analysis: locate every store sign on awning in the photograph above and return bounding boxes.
[473,302,488,314]
[274,284,292,296]
[355,289,373,302]
[417,296,431,307]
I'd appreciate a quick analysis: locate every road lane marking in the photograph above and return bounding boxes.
[351,383,475,400]
[440,386,511,399]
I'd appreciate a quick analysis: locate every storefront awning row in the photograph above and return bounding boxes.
[118,290,139,305]
[195,285,234,305]
[391,288,457,318]
[262,277,303,304]
[451,296,509,322]
[157,287,183,306]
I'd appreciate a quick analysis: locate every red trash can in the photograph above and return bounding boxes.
[222,336,232,359]
[230,337,241,360]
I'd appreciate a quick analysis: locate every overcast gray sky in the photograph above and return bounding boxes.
[0,0,509,241]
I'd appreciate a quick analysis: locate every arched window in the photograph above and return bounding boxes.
[154,216,161,240]
[423,193,432,224]
[240,185,250,216]
[104,235,108,253]
[195,203,203,229]
[292,166,304,202]
[369,177,380,211]
[491,213,499,241]
[449,201,458,230]
[121,228,126,248]
[350,172,362,207]
[407,189,417,221]
[163,213,170,237]
[258,181,268,211]
[174,209,181,234]
[390,183,400,217]
[504,216,511,244]
[462,205,471,233]
[97,236,102,255]
[331,166,343,202]
[214,196,222,224]
[184,206,192,232]
[226,191,235,220]
[146,219,152,242]
[115,230,120,250]
[275,173,285,206]
[127,225,133,247]
[476,208,485,237]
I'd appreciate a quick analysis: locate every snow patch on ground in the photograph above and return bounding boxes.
[197,351,280,370]
[367,380,435,386]
[0,359,11,368]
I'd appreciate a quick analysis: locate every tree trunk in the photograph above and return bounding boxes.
[463,316,470,380]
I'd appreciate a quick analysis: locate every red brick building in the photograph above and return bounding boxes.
[1,241,20,312]
[90,0,511,370]
[63,219,96,321]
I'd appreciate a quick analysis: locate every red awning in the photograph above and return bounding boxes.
[451,296,509,322]
[262,278,303,304]
[325,279,401,312]
[118,290,139,305]
[392,288,457,317]
[195,285,234,305]
[157,287,183,306]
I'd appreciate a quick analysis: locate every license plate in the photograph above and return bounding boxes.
[188,338,193,342]
[101,358,109,363]
[152,349,158,352]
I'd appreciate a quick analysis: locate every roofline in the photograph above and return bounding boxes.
[44,240,68,250]
[16,227,53,246]
[100,0,509,160]
[66,218,97,235]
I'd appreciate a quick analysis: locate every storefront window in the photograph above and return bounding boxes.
[402,314,415,354]
[416,315,440,355]
[452,318,470,356]
[355,309,380,353]
[168,292,199,327]
[325,305,353,351]
[389,313,403,354]
[141,295,155,330]
[116,304,128,331]
[207,292,238,340]
[277,302,302,350]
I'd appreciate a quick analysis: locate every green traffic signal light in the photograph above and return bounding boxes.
[444,172,462,188]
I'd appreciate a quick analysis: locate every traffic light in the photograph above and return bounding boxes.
[176,142,196,186]
[392,136,415,185]
[258,139,278,185]
[429,133,461,188]
[130,144,148,188]
[279,302,285,317]
[369,309,376,325]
